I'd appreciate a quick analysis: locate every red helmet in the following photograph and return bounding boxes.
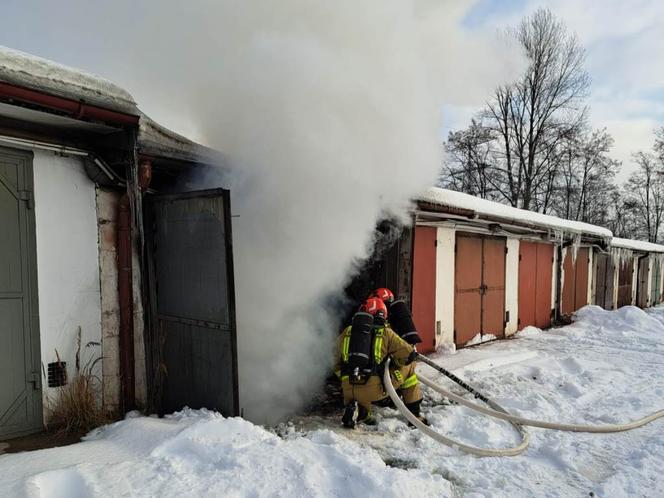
[371,288,395,303]
[361,297,388,318]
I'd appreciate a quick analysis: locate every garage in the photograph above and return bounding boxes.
[561,247,590,315]
[454,233,506,346]
[594,252,615,310]
[518,241,554,329]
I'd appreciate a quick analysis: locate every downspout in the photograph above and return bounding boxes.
[118,159,152,412]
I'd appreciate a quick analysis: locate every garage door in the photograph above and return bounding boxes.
[651,258,662,305]
[411,226,437,353]
[594,253,615,310]
[637,257,649,308]
[518,242,554,329]
[617,259,634,308]
[561,247,590,315]
[0,147,42,439]
[144,189,239,416]
[454,233,505,346]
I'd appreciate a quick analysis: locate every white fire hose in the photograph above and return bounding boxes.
[383,358,664,457]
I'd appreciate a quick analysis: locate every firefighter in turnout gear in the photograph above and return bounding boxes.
[369,288,426,424]
[335,297,425,428]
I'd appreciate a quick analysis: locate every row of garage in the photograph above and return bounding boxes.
[403,188,664,353]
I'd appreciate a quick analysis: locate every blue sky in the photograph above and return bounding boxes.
[0,0,662,179]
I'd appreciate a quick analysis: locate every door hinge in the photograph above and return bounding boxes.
[18,190,34,209]
[29,371,41,390]
[505,310,510,325]
[434,239,438,247]
[505,246,509,255]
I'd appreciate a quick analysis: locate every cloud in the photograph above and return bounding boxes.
[452,0,664,176]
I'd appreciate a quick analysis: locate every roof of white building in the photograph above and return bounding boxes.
[417,187,613,239]
[0,46,137,114]
[0,46,219,165]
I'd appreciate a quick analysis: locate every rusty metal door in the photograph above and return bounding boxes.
[561,250,577,315]
[454,235,482,345]
[0,147,42,439]
[594,253,615,310]
[519,242,554,330]
[637,257,649,308]
[535,244,554,327]
[145,189,239,416]
[617,259,634,307]
[454,234,505,346]
[518,242,537,329]
[411,227,437,353]
[562,247,590,315]
[574,248,590,311]
[651,258,662,305]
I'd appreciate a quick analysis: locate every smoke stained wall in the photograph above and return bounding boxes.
[8,0,522,423]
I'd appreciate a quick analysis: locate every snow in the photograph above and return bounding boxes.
[2,305,663,497]
[611,237,664,253]
[0,46,136,114]
[417,187,613,239]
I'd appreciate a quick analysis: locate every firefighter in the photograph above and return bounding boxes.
[369,287,426,413]
[335,297,426,428]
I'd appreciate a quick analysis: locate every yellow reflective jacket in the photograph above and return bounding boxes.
[334,325,413,380]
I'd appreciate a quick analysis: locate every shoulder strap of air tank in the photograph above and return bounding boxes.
[373,327,384,364]
[341,326,352,362]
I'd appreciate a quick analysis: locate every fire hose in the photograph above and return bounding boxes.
[383,355,664,457]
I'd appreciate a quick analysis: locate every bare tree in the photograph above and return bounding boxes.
[553,128,619,224]
[484,8,590,209]
[624,152,664,242]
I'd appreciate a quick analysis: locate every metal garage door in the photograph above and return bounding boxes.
[519,242,554,329]
[411,226,437,353]
[145,189,239,416]
[637,257,649,308]
[0,147,42,439]
[617,259,634,308]
[561,247,590,315]
[454,233,505,346]
[594,253,615,310]
[651,258,662,305]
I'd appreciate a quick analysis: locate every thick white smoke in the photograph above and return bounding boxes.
[8,0,521,422]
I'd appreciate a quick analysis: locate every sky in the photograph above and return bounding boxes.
[449,0,664,180]
[0,0,662,180]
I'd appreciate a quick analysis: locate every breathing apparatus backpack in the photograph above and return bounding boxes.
[341,312,383,384]
[387,299,423,345]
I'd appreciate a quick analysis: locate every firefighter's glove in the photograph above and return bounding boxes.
[405,350,418,365]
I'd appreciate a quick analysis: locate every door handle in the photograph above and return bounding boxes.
[29,371,41,390]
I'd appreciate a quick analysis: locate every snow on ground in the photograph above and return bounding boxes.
[1,305,663,497]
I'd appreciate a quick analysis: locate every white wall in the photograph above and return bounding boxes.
[33,150,102,409]
[551,246,558,314]
[435,226,455,347]
[505,238,519,336]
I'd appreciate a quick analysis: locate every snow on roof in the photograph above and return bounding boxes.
[0,45,137,114]
[417,187,613,238]
[138,113,220,164]
[610,237,664,253]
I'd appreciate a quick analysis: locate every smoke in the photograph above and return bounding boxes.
[177,1,520,423]
[3,0,522,423]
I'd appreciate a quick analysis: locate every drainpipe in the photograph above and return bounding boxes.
[118,159,152,412]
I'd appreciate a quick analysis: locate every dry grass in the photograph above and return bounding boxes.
[46,327,110,436]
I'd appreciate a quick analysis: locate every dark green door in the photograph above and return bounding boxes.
[0,147,42,439]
